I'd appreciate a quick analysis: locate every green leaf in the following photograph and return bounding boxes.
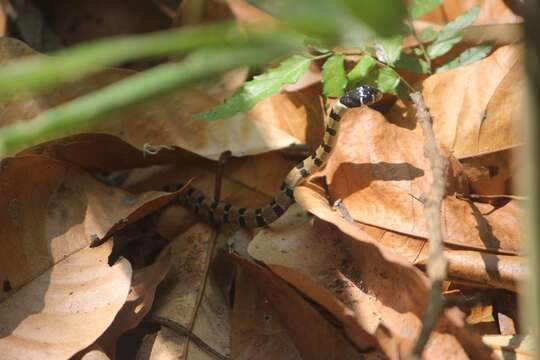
[436,43,492,73]
[408,0,442,19]
[378,36,403,66]
[347,55,377,83]
[427,5,480,58]
[372,66,401,93]
[419,26,437,42]
[322,53,347,97]
[194,55,311,121]
[395,53,429,74]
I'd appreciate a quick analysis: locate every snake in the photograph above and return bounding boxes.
[165,85,383,228]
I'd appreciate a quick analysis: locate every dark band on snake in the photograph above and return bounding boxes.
[167,85,383,228]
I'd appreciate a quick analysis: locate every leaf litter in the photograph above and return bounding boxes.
[0,1,527,359]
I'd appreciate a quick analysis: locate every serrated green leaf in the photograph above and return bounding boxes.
[372,66,401,93]
[322,53,347,97]
[347,55,377,83]
[408,0,442,19]
[436,43,492,73]
[419,26,437,42]
[361,66,401,94]
[378,36,403,66]
[194,55,311,120]
[396,53,430,74]
[427,5,480,58]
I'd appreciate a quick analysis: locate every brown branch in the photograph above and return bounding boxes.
[409,91,449,359]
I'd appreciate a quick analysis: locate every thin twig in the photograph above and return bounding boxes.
[409,92,449,359]
[145,316,230,360]
[214,150,232,202]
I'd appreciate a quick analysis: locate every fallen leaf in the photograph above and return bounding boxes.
[96,245,172,356]
[320,107,523,254]
[234,254,369,359]
[0,242,131,360]
[248,187,496,359]
[390,44,524,159]
[231,267,303,360]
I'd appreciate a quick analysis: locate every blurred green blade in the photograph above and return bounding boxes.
[322,53,347,97]
[0,23,303,98]
[195,55,312,121]
[340,0,407,37]
[0,45,291,155]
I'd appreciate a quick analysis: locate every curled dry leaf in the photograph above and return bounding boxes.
[0,154,186,359]
[96,245,172,355]
[320,106,523,254]
[249,191,495,359]
[0,242,132,360]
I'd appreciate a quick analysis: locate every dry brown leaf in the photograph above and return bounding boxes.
[0,155,180,300]
[320,107,523,254]
[358,222,524,291]
[231,268,303,360]
[0,242,132,360]
[96,245,172,356]
[389,44,524,159]
[288,185,496,359]
[234,254,369,359]
[420,0,522,25]
[0,153,187,359]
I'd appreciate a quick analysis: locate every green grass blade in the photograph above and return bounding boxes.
[0,45,291,155]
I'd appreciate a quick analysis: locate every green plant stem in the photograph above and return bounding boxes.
[0,23,302,97]
[408,20,432,74]
[0,46,288,155]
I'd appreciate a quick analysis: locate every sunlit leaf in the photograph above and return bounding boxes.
[408,0,442,19]
[378,36,403,66]
[322,54,347,97]
[436,43,492,73]
[419,26,437,42]
[347,55,377,84]
[427,5,480,58]
[194,55,311,120]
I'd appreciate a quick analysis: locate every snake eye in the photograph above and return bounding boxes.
[339,85,383,108]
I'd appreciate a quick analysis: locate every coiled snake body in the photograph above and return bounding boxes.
[171,85,382,228]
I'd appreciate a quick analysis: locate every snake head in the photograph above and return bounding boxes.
[339,85,383,108]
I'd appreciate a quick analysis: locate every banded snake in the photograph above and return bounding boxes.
[165,85,383,228]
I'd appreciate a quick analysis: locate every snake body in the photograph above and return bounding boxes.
[171,85,382,228]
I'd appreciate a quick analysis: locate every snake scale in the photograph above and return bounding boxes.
[165,85,383,228]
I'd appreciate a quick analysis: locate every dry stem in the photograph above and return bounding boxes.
[409,92,449,358]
